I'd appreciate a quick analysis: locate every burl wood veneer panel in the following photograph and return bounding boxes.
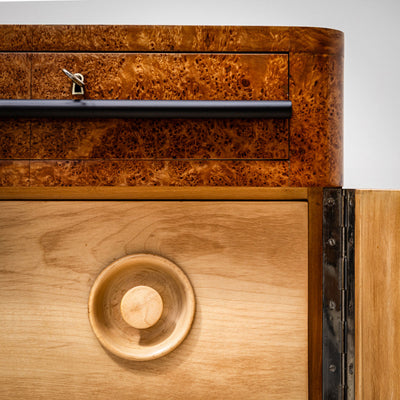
[289,52,343,186]
[29,160,288,187]
[31,53,288,100]
[0,26,344,187]
[0,54,31,162]
[29,53,288,161]
[0,53,31,99]
[0,161,29,186]
[355,191,400,400]
[0,26,33,51]
[0,201,308,399]
[0,120,30,159]
[30,118,288,160]
[22,25,342,55]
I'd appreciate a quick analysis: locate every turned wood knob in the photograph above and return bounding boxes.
[120,286,163,329]
[89,254,195,361]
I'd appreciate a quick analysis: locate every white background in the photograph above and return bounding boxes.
[1,0,399,189]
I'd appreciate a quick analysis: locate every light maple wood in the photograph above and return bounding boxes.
[89,254,196,361]
[120,285,164,329]
[355,190,400,400]
[0,200,308,399]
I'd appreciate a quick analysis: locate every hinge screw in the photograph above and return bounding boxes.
[326,197,335,207]
[328,238,336,247]
[329,300,336,310]
[349,363,354,375]
[329,364,337,373]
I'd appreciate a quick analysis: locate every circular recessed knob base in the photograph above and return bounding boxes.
[120,285,163,330]
[88,254,196,361]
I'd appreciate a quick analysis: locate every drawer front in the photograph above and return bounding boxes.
[31,53,288,101]
[0,53,289,163]
[0,26,344,188]
[32,53,288,161]
[0,201,307,399]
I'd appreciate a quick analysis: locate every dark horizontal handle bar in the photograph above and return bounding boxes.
[0,100,292,119]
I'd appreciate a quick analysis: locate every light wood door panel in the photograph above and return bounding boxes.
[356,191,400,400]
[0,201,308,399]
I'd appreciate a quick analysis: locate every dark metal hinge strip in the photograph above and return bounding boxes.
[323,188,355,400]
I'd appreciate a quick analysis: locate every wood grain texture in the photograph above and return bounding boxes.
[29,53,288,162]
[355,190,400,400]
[0,120,31,159]
[30,118,288,160]
[0,161,29,186]
[0,25,343,187]
[0,25,343,55]
[0,25,33,51]
[289,52,343,187]
[89,254,196,361]
[119,285,164,330]
[29,160,289,187]
[0,201,308,399]
[0,53,31,99]
[31,53,288,101]
[0,186,309,200]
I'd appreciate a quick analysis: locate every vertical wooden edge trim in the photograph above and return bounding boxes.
[354,190,363,400]
[307,187,323,400]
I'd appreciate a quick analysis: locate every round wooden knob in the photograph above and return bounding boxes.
[89,254,196,361]
[120,286,163,329]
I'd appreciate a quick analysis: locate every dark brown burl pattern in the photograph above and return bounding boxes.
[31,119,157,159]
[29,160,288,187]
[158,119,288,160]
[0,54,31,99]
[289,53,343,187]
[31,53,288,101]
[0,26,33,51]
[15,25,342,55]
[0,120,30,158]
[160,161,288,186]
[0,161,29,186]
[30,118,287,160]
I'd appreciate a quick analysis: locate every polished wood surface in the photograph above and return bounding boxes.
[120,285,164,329]
[0,200,308,399]
[289,53,343,186]
[0,25,343,187]
[0,26,343,55]
[27,160,289,187]
[0,53,30,100]
[355,190,400,400]
[0,186,309,200]
[89,254,196,361]
[31,53,288,101]
[28,53,289,163]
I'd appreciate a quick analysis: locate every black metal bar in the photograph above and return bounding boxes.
[0,99,292,119]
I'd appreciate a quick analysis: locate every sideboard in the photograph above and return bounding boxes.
[0,25,398,400]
